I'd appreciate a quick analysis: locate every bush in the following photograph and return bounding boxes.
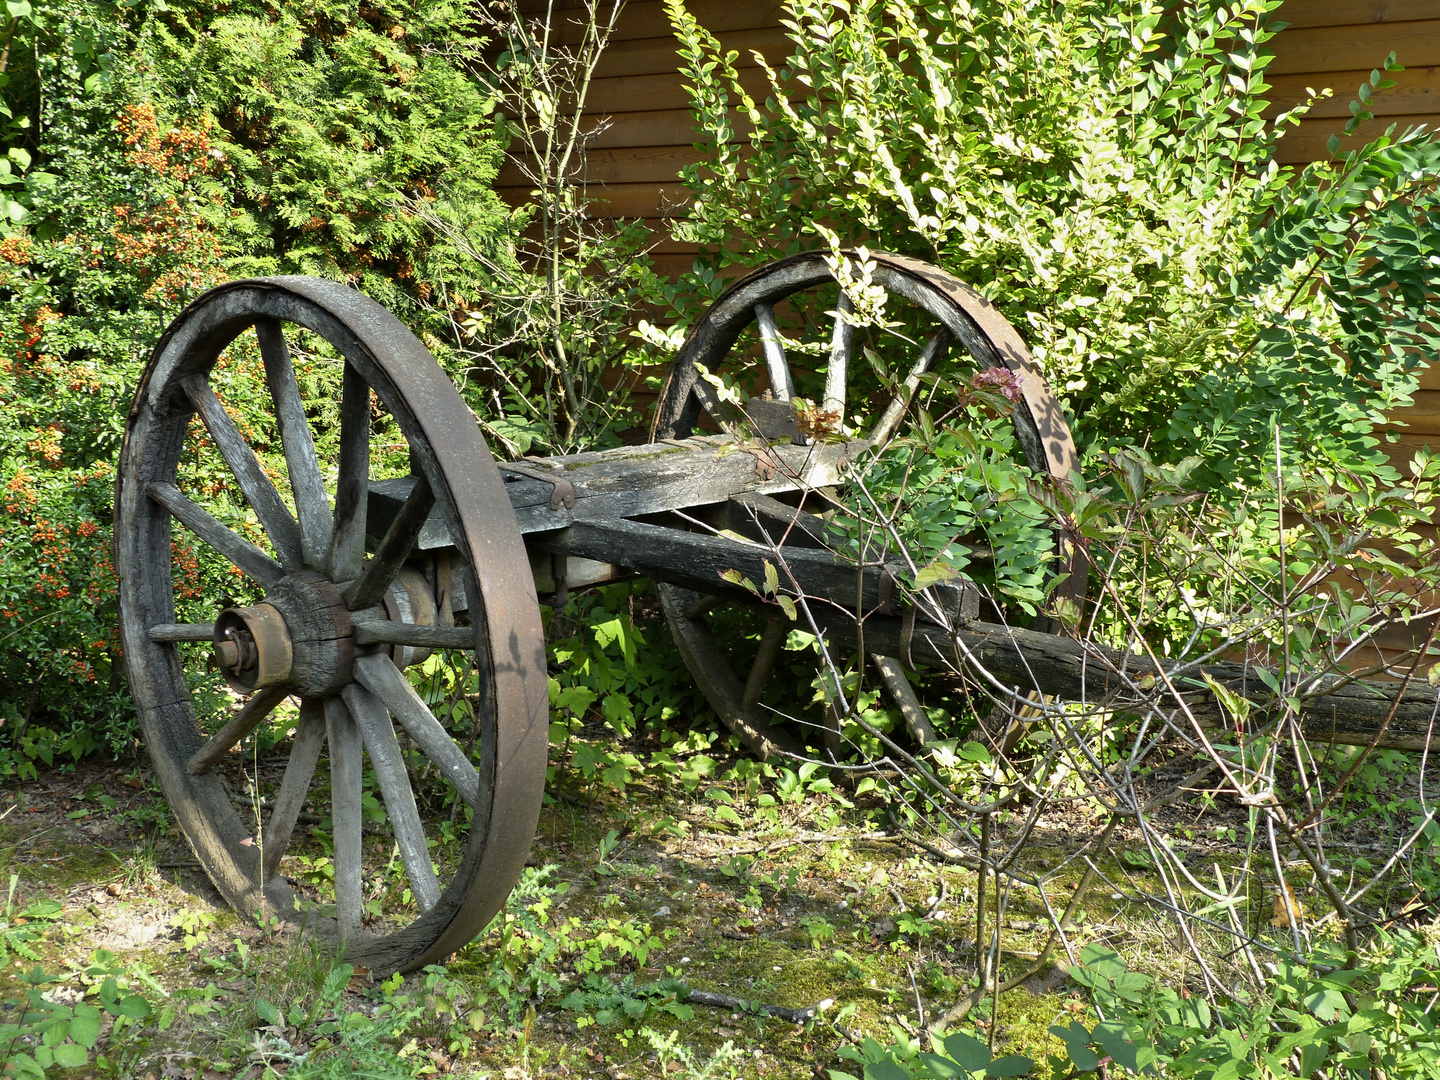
[0,0,518,757]
[666,0,1440,485]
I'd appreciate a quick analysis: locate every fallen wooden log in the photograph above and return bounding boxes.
[808,608,1440,751]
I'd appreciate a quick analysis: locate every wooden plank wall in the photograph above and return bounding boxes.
[1266,2,1440,454]
[499,0,781,281]
[498,0,1440,441]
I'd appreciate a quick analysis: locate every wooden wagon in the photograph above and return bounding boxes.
[109,250,1216,975]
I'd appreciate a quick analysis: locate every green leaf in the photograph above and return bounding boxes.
[764,559,780,595]
[916,1051,965,1078]
[1298,1040,1327,1076]
[51,1043,88,1069]
[981,1056,1033,1078]
[1303,987,1348,1022]
[556,686,597,716]
[115,994,151,1020]
[862,1064,911,1080]
[1091,1022,1142,1073]
[254,999,281,1026]
[321,964,353,1000]
[1202,673,1252,725]
[5,1,33,17]
[942,1033,991,1072]
[1079,944,1126,979]
[720,568,758,595]
[913,563,958,590]
[68,1008,101,1049]
[1067,1043,1100,1073]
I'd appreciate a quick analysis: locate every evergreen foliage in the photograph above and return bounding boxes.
[0,0,517,753]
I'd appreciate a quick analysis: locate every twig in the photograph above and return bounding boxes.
[907,963,925,1028]
[683,986,833,1024]
[547,786,602,810]
[928,813,1122,1035]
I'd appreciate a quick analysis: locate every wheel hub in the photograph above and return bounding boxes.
[213,571,354,697]
[211,568,447,695]
[214,602,293,693]
[379,566,439,670]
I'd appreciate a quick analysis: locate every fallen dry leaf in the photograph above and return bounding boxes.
[1271,879,1303,928]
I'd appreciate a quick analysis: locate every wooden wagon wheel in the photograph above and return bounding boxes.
[115,277,548,975]
[651,250,1084,760]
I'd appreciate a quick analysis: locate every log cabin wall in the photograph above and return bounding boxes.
[500,0,782,282]
[499,0,1440,441]
[1265,2,1440,457]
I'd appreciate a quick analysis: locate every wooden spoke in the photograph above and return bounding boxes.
[692,373,733,434]
[147,481,284,588]
[181,374,304,572]
[148,622,216,643]
[352,621,475,650]
[823,292,856,424]
[342,684,443,914]
[185,685,289,775]
[753,303,793,402]
[354,653,480,808]
[257,319,332,570]
[867,329,950,447]
[330,363,371,583]
[657,584,807,762]
[261,698,327,881]
[871,654,938,747]
[324,696,365,941]
[741,618,788,712]
[344,473,435,611]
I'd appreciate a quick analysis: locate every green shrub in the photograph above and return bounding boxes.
[1066,937,1440,1077]
[666,0,1440,485]
[144,0,517,326]
[0,0,518,754]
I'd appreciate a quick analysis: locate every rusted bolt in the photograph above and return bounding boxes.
[212,602,292,694]
[215,638,240,670]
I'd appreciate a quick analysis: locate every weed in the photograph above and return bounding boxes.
[1065,937,1440,1078]
[173,907,216,952]
[645,1027,748,1080]
[0,875,59,966]
[0,963,151,1076]
[801,916,838,950]
[562,974,695,1029]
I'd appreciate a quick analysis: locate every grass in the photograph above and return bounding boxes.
[0,725,1431,1078]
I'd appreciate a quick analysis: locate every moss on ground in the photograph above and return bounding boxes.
[0,737,1426,1079]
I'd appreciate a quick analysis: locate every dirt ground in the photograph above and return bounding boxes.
[0,735,1432,1078]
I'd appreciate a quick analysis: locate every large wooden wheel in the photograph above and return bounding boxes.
[652,250,1083,759]
[115,277,548,974]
